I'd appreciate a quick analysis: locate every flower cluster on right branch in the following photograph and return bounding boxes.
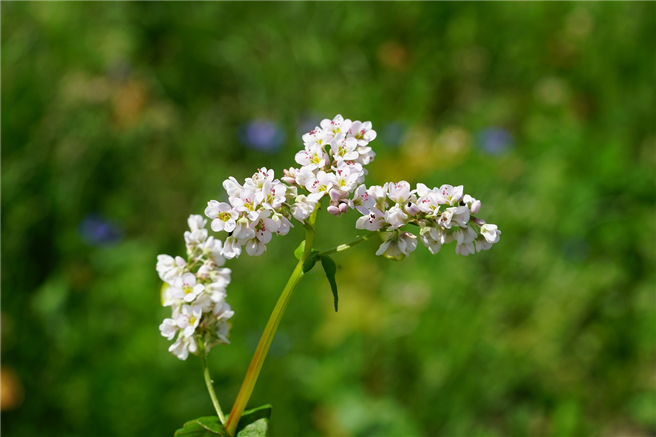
[355,181,501,260]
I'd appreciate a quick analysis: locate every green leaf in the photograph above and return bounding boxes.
[302,254,317,273]
[160,282,170,306]
[293,240,306,260]
[174,417,229,437]
[236,404,272,437]
[320,255,339,312]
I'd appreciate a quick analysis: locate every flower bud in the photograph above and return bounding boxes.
[405,202,420,216]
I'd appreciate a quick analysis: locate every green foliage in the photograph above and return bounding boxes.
[320,255,339,312]
[302,253,318,274]
[293,241,305,261]
[235,405,273,437]
[174,406,272,437]
[175,417,229,437]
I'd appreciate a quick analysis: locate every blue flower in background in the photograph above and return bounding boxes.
[79,214,123,246]
[381,122,406,148]
[477,127,514,155]
[239,120,285,153]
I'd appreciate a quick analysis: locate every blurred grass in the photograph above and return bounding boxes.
[2,2,655,436]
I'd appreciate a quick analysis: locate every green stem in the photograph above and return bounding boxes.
[225,209,318,436]
[199,340,226,425]
[316,231,377,257]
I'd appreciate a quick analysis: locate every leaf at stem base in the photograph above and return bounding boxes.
[174,405,272,437]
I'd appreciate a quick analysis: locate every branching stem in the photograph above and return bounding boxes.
[316,231,377,257]
[225,209,318,436]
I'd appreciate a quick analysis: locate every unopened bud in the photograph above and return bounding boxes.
[405,202,420,216]
[470,200,481,214]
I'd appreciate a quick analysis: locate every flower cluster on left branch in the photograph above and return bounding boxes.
[157,216,234,360]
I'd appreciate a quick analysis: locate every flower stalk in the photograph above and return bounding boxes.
[225,209,318,436]
[199,341,226,425]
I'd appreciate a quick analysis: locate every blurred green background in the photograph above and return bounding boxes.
[2,2,655,436]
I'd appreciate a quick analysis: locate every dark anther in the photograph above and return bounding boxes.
[459,201,465,206]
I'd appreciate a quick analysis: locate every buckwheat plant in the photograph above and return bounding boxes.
[157,115,501,436]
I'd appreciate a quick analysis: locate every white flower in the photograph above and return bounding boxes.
[385,205,409,230]
[417,190,441,216]
[244,167,274,191]
[201,236,225,267]
[213,301,235,321]
[230,188,261,221]
[330,134,359,162]
[178,304,203,337]
[156,254,186,283]
[437,208,455,229]
[455,242,476,256]
[233,217,256,242]
[320,114,351,139]
[290,195,317,223]
[222,236,242,259]
[445,205,470,228]
[170,273,205,303]
[480,224,501,244]
[332,165,361,193]
[349,120,377,146]
[159,318,179,340]
[387,181,411,204]
[169,335,198,360]
[356,207,387,231]
[305,170,335,196]
[295,144,329,170]
[270,213,292,236]
[463,194,481,214]
[437,184,464,206]
[245,238,266,256]
[294,166,316,188]
[475,235,494,252]
[223,176,244,197]
[376,231,418,260]
[187,215,207,232]
[282,167,300,185]
[419,226,445,255]
[205,200,238,233]
[215,322,231,344]
[351,184,375,214]
[368,184,389,211]
[302,127,330,149]
[454,225,477,256]
[184,224,208,253]
[258,181,286,211]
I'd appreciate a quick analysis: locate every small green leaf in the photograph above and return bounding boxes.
[320,255,339,312]
[293,240,306,260]
[160,282,170,306]
[302,254,318,273]
[174,416,229,437]
[236,404,272,437]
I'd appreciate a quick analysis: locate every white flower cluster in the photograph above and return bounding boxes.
[283,114,377,217]
[205,168,294,259]
[204,115,379,259]
[355,181,501,260]
[200,114,500,263]
[157,215,234,360]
